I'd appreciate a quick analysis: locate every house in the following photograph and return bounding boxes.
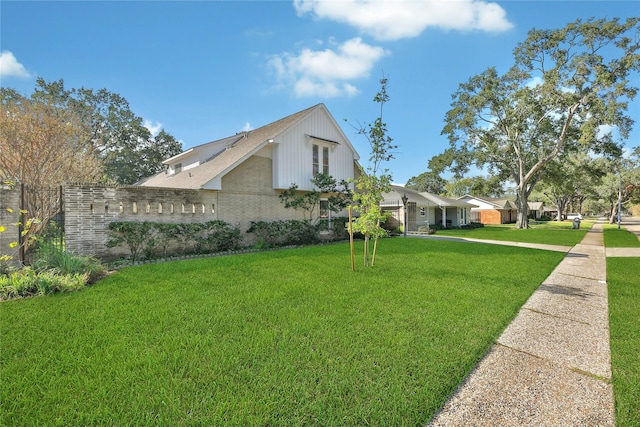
[457,195,517,224]
[381,185,477,231]
[139,104,360,229]
[528,201,545,219]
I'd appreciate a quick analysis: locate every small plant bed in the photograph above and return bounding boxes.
[0,238,565,425]
[602,225,640,248]
[1,244,106,301]
[434,222,590,246]
[607,257,640,426]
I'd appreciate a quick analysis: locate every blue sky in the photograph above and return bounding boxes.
[1,1,638,185]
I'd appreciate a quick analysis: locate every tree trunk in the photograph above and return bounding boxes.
[348,206,355,271]
[363,236,370,267]
[515,185,529,229]
[555,198,567,222]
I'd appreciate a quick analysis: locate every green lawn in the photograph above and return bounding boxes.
[0,238,565,425]
[607,257,640,427]
[603,225,640,248]
[433,221,591,246]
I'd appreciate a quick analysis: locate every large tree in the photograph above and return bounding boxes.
[24,78,182,184]
[591,148,640,222]
[0,88,103,247]
[431,17,639,228]
[538,151,606,220]
[405,171,446,194]
[444,175,507,198]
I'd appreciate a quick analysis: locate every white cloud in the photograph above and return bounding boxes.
[526,76,543,88]
[294,0,513,41]
[597,124,615,139]
[0,51,31,78]
[144,120,163,136]
[269,37,387,98]
[241,122,253,132]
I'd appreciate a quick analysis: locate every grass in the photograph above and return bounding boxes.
[607,257,640,427]
[605,222,640,427]
[0,238,565,425]
[433,221,591,246]
[602,225,640,248]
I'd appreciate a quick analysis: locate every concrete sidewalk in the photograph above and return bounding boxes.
[428,222,615,426]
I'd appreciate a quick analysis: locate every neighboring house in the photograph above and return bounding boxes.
[381,185,477,231]
[139,104,360,230]
[528,201,545,219]
[457,195,517,224]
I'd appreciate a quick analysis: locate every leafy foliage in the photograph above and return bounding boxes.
[2,78,183,185]
[0,268,87,300]
[0,179,42,257]
[107,220,243,261]
[432,17,640,228]
[350,77,396,267]
[32,242,106,284]
[279,173,352,222]
[246,220,320,248]
[405,171,447,194]
[444,175,507,198]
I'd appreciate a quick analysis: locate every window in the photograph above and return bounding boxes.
[319,200,329,219]
[132,202,138,214]
[312,144,319,176]
[420,207,425,217]
[174,163,182,174]
[323,147,329,174]
[312,144,329,176]
[158,203,163,214]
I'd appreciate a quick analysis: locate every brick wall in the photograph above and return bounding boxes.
[479,209,502,225]
[217,156,304,230]
[65,155,306,260]
[0,182,20,264]
[65,184,218,259]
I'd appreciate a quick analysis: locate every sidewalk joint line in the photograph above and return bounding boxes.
[522,307,592,326]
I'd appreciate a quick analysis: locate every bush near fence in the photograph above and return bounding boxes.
[107,220,243,262]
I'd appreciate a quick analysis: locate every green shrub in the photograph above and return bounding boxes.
[0,268,87,300]
[323,216,354,240]
[282,219,319,245]
[247,220,320,247]
[33,243,106,284]
[463,222,485,229]
[196,221,242,253]
[247,221,287,247]
[108,220,244,261]
[108,221,157,262]
[418,226,436,234]
[1,255,17,277]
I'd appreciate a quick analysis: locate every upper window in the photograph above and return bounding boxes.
[322,147,329,174]
[174,163,182,174]
[312,144,329,176]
